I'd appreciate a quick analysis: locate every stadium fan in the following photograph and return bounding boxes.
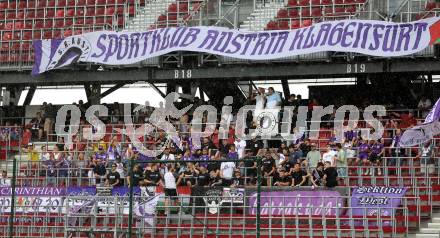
[305,143,321,170]
[0,170,11,186]
[310,162,325,187]
[261,150,276,186]
[163,164,180,215]
[105,164,121,187]
[220,158,235,186]
[323,161,338,188]
[273,169,292,186]
[127,164,144,187]
[418,95,432,117]
[27,111,44,141]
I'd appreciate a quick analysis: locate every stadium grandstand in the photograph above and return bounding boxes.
[2,0,440,238]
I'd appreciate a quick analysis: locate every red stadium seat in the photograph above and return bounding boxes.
[86,8,95,16]
[322,0,332,4]
[345,0,355,3]
[96,7,105,15]
[2,32,12,41]
[299,0,310,6]
[85,17,94,25]
[76,8,85,16]
[179,2,189,12]
[25,21,33,29]
[288,0,298,6]
[15,21,25,29]
[355,0,366,2]
[66,9,75,17]
[18,1,27,9]
[291,19,300,29]
[33,31,41,39]
[117,0,124,3]
[324,6,333,14]
[45,19,54,28]
[346,5,356,13]
[277,9,288,19]
[67,0,76,6]
[426,1,436,11]
[129,6,135,15]
[34,20,44,29]
[53,30,62,39]
[169,3,178,12]
[58,0,67,7]
[78,0,87,5]
[302,19,312,27]
[17,11,25,19]
[26,10,36,18]
[5,22,13,30]
[43,31,52,39]
[157,14,167,22]
[38,0,47,7]
[167,13,177,21]
[311,0,321,4]
[107,0,116,4]
[55,19,64,27]
[46,9,55,17]
[0,12,5,20]
[278,20,289,30]
[56,10,65,17]
[312,7,322,16]
[96,17,105,24]
[6,11,16,19]
[65,19,73,26]
[106,16,113,24]
[335,0,343,4]
[289,9,299,17]
[117,6,124,14]
[97,0,106,4]
[301,7,311,16]
[0,2,7,9]
[48,0,56,6]
[23,32,32,40]
[106,7,116,15]
[8,1,17,9]
[87,0,96,4]
[117,17,124,26]
[266,20,278,30]
[36,9,45,18]
[335,6,345,14]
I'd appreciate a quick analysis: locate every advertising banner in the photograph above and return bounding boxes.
[248,190,343,216]
[351,186,407,217]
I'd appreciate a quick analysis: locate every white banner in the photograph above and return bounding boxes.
[33,18,440,75]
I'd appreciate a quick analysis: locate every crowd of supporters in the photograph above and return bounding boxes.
[0,90,437,191]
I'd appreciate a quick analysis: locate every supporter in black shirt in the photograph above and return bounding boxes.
[144,164,162,186]
[209,170,222,187]
[231,170,244,187]
[246,138,264,156]
[274,169,292,186]
[194,167,210,187]
[219,139,230,155]
[93,160,107,185]
[262,152,276,186]
[311,162,325,187]
[106,164,120,187]
[127,164,144,187]
[299,139,311,157]
[291,163,308,187]
[179,162,197,186]
[242,150,257,178]
[323,161,338,188]
[207,154,221,175]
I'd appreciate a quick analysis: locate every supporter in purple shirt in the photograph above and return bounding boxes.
[95,146,108,162]
[42,154,57,185]
[344,129,358,142]
[356,139,371,175]
[198,148,210,168]
[182,150,193,161]
[228,145,238,160]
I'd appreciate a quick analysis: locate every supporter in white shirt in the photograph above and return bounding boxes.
[322,145,337,166]
[234,138,246,159]
[160,148,175,174]
[0,171,11,186]
[163,164,180,214]
[253,88,266,119]
[220,161,236,186]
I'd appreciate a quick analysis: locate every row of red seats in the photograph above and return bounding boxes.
[152,0,203,29]
[1,24,111,41]
[0,0,136,9]
[276,5,357,19]
[287,0,366,6]
[1,16,122,31]
[0,6,125,20]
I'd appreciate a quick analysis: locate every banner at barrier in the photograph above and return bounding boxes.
[351,186,407,216]
[32,18,440,75]
[248,190,343,216]
[0,186,66,213]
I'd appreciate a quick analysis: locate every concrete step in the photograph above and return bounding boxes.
[416,234,440,238]
[433,218,440,223]
[427,223,440,228]
[420,227,440,234]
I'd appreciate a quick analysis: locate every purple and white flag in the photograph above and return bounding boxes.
[400,98,440,146]
[33,18,440,75]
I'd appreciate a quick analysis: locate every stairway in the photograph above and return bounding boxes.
[125,0,175,31]
[239,1,284,31]
[416,213,440,238]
